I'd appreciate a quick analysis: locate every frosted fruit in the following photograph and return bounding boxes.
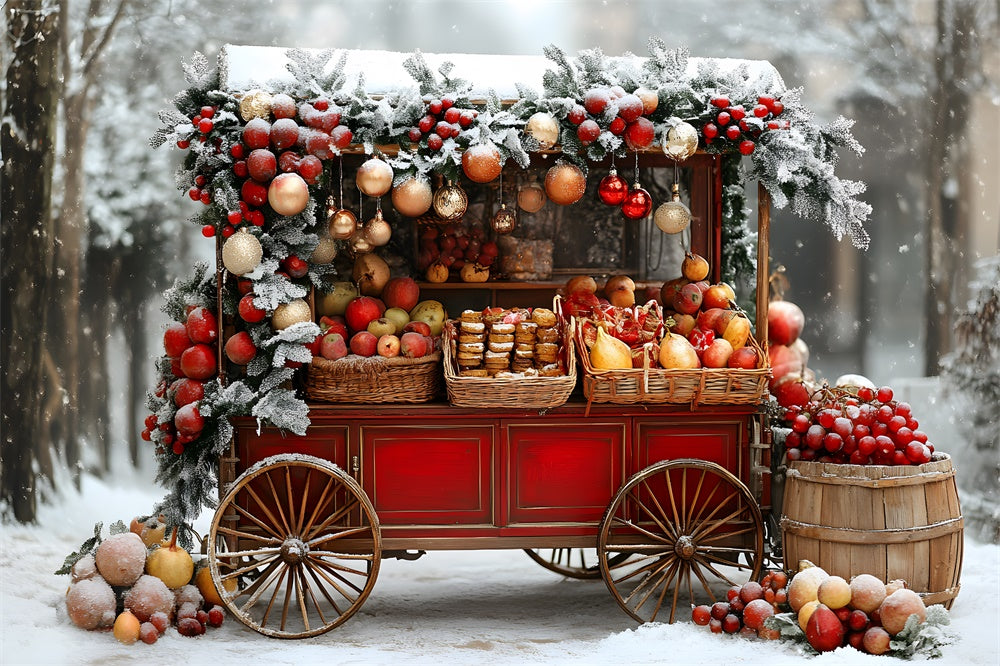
[66,576,117,630]
[742,598,775,630]
[849,573,887,614]
[878,588,926,636]
[816,575,852,610]
[113,610,141,645]
[124,574,174,622]
[797,599,821,632]
[787,565,829,613]
[139,622,159,644]
[148,611,169,633]
[174,584,204,608]
[94,532,147,586]
[70,554,98,582]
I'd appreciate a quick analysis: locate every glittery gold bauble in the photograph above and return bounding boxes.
[544,163,587,206]
[239,90,273,121]
[664,121,699,162]
[310,236,338,264]
[362,210,392,247]
[461,144,503,184]
[524,112,559,150]
[490,204,517,235]
[517,180,547,213]
[328,208,358,240]
[654,185,691,234]
[221,229,263,276]
[432,181,468,220]
[355,158,394,198]
[267,172,310,216]
[271,298,312,330]
[391,177,433,217]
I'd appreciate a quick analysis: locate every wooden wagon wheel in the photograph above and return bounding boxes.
[523,549,632,580]
[208,455,381,638]
[598,459,763,624]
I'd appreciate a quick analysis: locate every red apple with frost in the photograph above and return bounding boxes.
[805,604,845,652]
[367,317,397,338]
[768,300,805,346]
[877,589,926,636]
[377,334,401,358]
[174,403,204,437]
[238,294,267,323]
[400,331,429,358]
[863,627,891,655]
[224,331,257,365]
[402,321,431,337]
[703,283,736,309]
[672,282,703,315]
[349,331,378,357]
[670,313,696,337]
[382,277,420,312]
[170,358,184,378]
[320,333,348,360]
[163,322,193,358]
[247,148,277,183]
[180,343,216,380]
[702,338,735,368]
[728,346,759,369]
[583,88,611,115]
[172,378,204,408]
[345,296,383,334]
[624,117,655,150]
[185,306,218,344]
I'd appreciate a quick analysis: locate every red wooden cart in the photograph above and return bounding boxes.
[203,49,778,639]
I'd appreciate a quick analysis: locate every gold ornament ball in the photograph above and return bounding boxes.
[517,180,547,213]
[490,204,518,235]
[391,177,433,217]
[653,201,692,234]
[310,236,338,264]
[267,172,310,216]
[524,112,560,150]
[544,163,587,206]
[664,122,699,162]
[271,298,312,331]
[432,181,468,220]
[239,89,273,121]
[362,210,392,247]
[461,144,503,183]
[328,208,358,240]
[350,232,374,254]
[355,158,394,198]
[221,229,263,276]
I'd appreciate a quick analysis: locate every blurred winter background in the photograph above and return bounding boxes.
[2,1,998,536]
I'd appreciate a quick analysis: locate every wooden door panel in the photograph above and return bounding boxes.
[237,425,349,474]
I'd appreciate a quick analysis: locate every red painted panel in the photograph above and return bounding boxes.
[634,419,742,478]
[238,425,348,474]
[360,423,493,525]
[506,421,625,524]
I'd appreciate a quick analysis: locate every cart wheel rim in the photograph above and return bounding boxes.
[208,456,381,638]
[598,459,763,625]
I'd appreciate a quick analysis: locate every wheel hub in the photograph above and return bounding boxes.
[280,537,309,564]
[674,535,697,560]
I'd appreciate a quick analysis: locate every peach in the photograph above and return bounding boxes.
[878,588,926,636]
[817,575,852,610]
[788,565,829,613]
[862,626,891,655]
[400,331,429,358]
[320,333,348,361]
[849,574,886,614]
[702,338,734,368]
[377,334,401,358]
[349,331,378,357]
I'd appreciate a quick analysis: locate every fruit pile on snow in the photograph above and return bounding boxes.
[690,570,788,639]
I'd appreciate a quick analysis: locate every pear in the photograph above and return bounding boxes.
[146,527,194,589]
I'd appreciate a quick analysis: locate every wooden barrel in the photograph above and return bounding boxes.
[780,454,963,609]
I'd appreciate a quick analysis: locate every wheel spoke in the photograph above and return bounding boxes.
[242,483,291,539]
[307,525,372,548]
[685,474,724,534]
[216,522,283,546]
[306,557,363,601]
[221,553,281,583]
[683,469,708,535]
[248,562,287,623]
[667,561,686,623]
[623,555,674,606]
[279,564,297,632]
[691,553,742,587]
[265,471,293,538]
[640,477,682,541]
[295,564,319,630]
[608,515,673,546]
[697,549,756,572]
[609,552,670,585]
[697,524,757,545]
[306,497,360,541]
[634,556,680,618]
[689,502,748,542]
[660,469,684,534]
[302,475,336,537]
[303,558,342,618]
[227,502,285,542]
[689,559,719,603]
[308,554,371,580]
[625,489,677,542]
[219,546,283,559]
[307,550,375,561]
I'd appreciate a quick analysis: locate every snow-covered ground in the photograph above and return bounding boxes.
[1,472,998,665]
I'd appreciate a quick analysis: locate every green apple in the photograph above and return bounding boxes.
[383,307,410,335]
[367,317,397,338]
[409,300,446,337]
[316,282,358,317]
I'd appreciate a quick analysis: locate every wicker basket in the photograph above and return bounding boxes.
[306,352,442,404]
[442,320,577,410]
[575,318,770,410]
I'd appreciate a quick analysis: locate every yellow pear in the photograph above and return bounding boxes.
[145,527,194,589]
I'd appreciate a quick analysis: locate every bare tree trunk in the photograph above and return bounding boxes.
[1,0,62,523]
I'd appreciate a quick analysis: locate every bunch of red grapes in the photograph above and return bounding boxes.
[691,571,789,639]
[782,385,935,466]
[702,95,789,156]
[405,96,478,152]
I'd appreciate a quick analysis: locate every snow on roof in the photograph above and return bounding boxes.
[218,44,785,99]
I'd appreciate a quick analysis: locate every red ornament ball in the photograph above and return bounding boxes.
[621,187,652,220]
[597,169,629,206]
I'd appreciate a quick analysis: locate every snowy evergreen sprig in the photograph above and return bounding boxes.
[283,48,347,99]
[55,521,128,575]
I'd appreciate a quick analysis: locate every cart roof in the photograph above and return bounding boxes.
[218,44,786,99]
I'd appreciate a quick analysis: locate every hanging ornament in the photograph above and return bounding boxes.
[310,235,338,264]
[654,182,692,234]
[621,155,652,220]
[271,298,312,331]
[664,121,699,162]
[462,143,503,183]
[524,112,560,150]
[517,177,547,213]
[238,89,273,121]
[355,158,394,198]
[362,208,392,247]
[350,231,374,254]
[267,172,309,216]
[544,162,586,206]
[221,228,263,276]
[597,166,629,206]
[491,204,518,235]
[391,176,433,217]
[327,158,357,239]
[432,180,468,220]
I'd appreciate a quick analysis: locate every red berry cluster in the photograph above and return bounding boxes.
[783,385,936,466]
[177,105,221,152]
[568,86,656,151]
[406,95,478,152]
[702,95,789,155]
[691,571,789,639]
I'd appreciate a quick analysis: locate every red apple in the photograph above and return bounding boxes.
[768,300,805,346]
[180,343,216,380]
[703,283,736,309]
[768,343,807,387]
[702,338,734,368]
[660,277,688,305]
[224,331,257,365]
[382,277,420,312]
[728,346,759,369]
[400,331,429,358]
[319,316,349,341]
[171,378,204,408]
[402,320,432,337]
[163,322,193,358]
[696,307,728,333]
[772,374,812,409]
[320,332,348,360]
[805,604,845,652]
[174,402,204,437]
[672,282,703,315]
[185,306,218,344]
[238,294,267,323]
[345,297,383,334]
[377,334,401,358]
[349,331,378,357]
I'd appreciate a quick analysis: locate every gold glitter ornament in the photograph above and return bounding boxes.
[544,163,587,206]
[664,122,699,162]
[490,203,517,235]
[271,298,312,330]
[517,178,547,213]
[239,89,273,121]
[362,209,392,247]
[524,112,560,150]
[309,236,338,264]
[461,144,503,184]
[328,204,358,240]
[390,177,433,217]
[432,180,468,220]
[221,229,263,276]
[350,232,374,254]
[355,158,394,198]
[653,183,692,234]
